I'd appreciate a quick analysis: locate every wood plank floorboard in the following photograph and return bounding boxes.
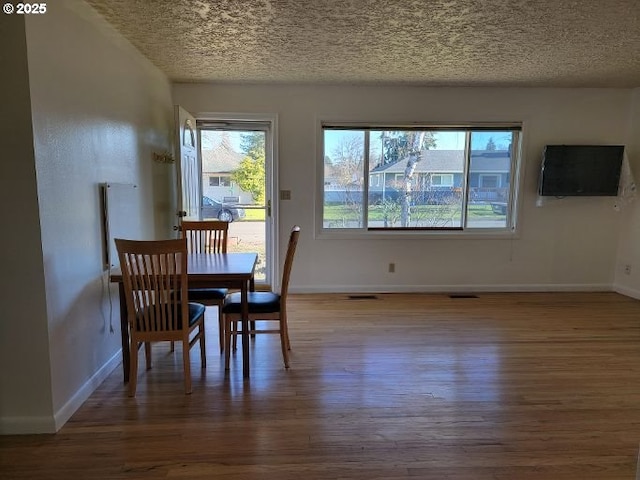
[2,292,640,479]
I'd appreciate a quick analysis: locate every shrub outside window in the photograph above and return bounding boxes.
[321,125,521,232]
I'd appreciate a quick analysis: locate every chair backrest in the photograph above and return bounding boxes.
[280,226,300,301]
[114,238,189,333]
[180,220,228,254]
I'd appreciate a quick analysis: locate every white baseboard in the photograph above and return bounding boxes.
[0,350,121,435]
[53,350,122,432]
[290,283,613,294]
[613,284,640,300]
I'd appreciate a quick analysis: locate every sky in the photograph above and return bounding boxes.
[324,130,513,161]
[201,128,513,160]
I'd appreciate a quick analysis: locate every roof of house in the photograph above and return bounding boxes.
[201,134,243,173]
[370,150,510,175]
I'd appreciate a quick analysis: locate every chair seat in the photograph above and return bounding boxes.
[187,288,228,301]
[223,291,281,314]
[136,302,205,330]
[186,302,206,324]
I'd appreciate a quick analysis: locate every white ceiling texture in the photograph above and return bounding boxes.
[86,0,640,87]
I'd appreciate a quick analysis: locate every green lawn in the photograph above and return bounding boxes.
[242,207,266,221]
[242,203,504,223]
[323,202,504,221]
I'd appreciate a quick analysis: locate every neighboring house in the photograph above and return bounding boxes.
[324,149,511,204]
[367,149,511,203]
[323,161,363,203]
[201,134,253,204]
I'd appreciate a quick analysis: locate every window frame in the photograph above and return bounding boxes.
[208,175,232,187]
[431,174,454,188]
[316,121,524,239]
[479,173,501,189]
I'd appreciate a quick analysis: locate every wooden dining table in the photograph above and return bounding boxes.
[110,252,258,380]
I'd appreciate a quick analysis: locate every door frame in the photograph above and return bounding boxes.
[193,112,279,289]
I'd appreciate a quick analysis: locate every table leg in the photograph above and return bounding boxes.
[241,279,250,378]
[118,283,130,383]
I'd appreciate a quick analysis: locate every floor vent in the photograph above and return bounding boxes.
[449,294,479,299]
[347,295,379,300]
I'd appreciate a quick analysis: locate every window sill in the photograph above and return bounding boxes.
[315,228,518,240]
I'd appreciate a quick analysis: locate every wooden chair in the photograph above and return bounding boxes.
[222,225,300,370]
[179,220,229,353]
[114,238,206,396]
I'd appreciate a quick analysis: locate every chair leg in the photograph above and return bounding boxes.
[224,316,232,370]
[170,341,175,352]
[128,341,139,397]
[144,342,152,370]
[279,320,290,369]
[217,305,225,354]
[199,322,206,368]
[282,311,291,351]
[284,329,291,351]
[183,338,192,394]
[232,320,238,351]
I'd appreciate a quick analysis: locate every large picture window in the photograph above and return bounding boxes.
[321,125,521,232]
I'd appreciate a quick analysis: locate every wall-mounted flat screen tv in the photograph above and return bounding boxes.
[538,145,625,197]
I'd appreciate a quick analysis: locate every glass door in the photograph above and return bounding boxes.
[197,120,273,286]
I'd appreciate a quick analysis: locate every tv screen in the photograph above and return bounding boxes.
[538,145,625,197]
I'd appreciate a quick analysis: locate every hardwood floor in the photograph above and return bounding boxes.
[2,292,640,479]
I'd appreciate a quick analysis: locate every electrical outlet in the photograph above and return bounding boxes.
[624,264,632,275]
[388,262,395,273]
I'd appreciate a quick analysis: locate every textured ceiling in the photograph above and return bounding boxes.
[86,0,640,87]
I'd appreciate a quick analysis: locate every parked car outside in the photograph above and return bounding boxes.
[202,196,245,222]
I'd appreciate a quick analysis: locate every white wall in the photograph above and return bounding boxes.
[614,88,640,297]
[0,0,174,434]
[173,84,632,292]
[0,13,54,434]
